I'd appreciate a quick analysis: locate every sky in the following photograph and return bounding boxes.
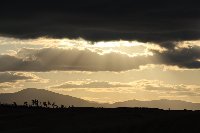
[0,0,200,103]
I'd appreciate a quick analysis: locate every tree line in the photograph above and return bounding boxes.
[1,99,74,109]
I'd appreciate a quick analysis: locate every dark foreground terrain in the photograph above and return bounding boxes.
[0,106,200,133]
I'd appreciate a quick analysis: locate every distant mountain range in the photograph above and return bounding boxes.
[1,88,200,110]
[111,99,200,110]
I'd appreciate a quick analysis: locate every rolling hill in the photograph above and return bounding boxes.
[1,88,200,110]
[112,99,200,110]
[0,88,102,107]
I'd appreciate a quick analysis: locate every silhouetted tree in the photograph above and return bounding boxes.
[35,99,39,107]
[24,102,28,106]
[32,99,35,106]
[32,99,39,107]
[48,101,51,106]
[43,102,47,108]
[13,102,17,107]
[61,105,65,108]
[52,102,56,108]
[39,102,42,107]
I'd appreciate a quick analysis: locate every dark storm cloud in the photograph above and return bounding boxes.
[52,81,132,89]
[0,48,155,72]
[153,45,200,68]
[0,0,200,44]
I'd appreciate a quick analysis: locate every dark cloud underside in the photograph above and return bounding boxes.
[0,72,35,83]
[0,0,199,44]
[153,46,200,68]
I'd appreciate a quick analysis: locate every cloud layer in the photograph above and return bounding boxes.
[0,72,42,83]
[52,81,132,89]
[51,79,200,98]
[0,48,155,72]
[0,46,199,72]
[0,0,199,44]
[143,83,200,97]
[0,72,47,91]
[153,45,200,68]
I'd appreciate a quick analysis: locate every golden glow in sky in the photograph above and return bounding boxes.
[0,37,200,103]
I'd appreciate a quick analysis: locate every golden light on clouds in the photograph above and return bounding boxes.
[93,40,144,47]
[0,36,200,103]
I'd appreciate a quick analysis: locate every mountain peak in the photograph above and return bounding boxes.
[18,88,53,94]
[0,88,101,107]
[20,88,45,92]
